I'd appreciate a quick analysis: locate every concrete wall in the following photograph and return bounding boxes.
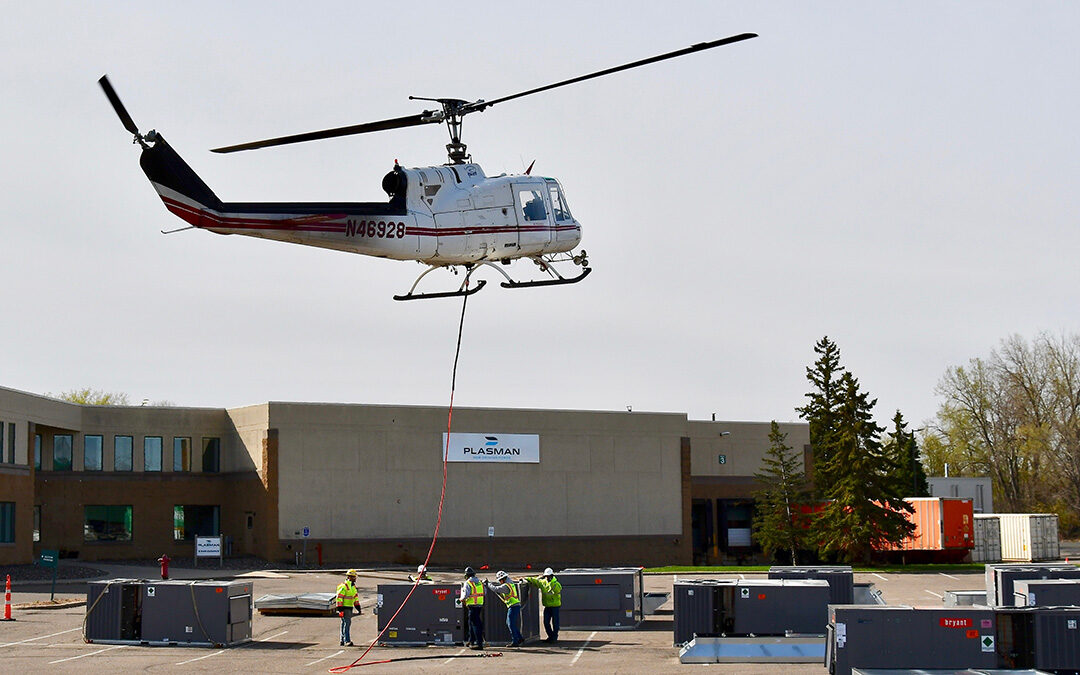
[270,404,687,543]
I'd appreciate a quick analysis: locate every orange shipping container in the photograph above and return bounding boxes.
[878,497,975,552]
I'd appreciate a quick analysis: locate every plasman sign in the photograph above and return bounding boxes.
[443,433,540,463]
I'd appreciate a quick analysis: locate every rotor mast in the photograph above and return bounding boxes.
[409,97,485,164]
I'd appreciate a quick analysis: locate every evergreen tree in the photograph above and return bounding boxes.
[811,372,915,563]
[752,422,810,564]
[796,336,845,496]
[884,410,930,497]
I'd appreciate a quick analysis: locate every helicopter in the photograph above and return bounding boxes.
[100,33,756,300]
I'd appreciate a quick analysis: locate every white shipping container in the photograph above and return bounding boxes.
[973,514,1002,563]
[998,513,1060,562]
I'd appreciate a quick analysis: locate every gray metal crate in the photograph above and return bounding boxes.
[482,580,540,646]
[139,580,253,646]
[1013,579,1080,607]
[85,579,146,643]
[986,564,1080,606]
[769,566,855,606]
[556,567,644,630]
[733,579,830,636]
[376,583,465,645]
[827,605,998,675]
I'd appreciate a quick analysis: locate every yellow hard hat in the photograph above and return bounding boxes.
[346,569,358,577]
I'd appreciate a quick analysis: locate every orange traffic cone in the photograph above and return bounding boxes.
[3,574,13,621]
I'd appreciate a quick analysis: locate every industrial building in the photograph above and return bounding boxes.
[0,384,809,567]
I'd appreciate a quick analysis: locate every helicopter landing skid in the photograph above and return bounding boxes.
[501,266,591,289]
[393,265,487,301]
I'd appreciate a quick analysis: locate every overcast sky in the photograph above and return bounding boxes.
[2,3,1077,429]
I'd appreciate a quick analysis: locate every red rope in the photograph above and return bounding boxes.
[330,285,471,672]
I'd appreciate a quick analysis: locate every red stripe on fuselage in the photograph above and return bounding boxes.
[159,195,579,238]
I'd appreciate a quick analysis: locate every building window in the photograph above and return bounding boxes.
[34,434,41,470]
[7,423,14,464]
[144,437,162,472]
[0,421,5,463]
[84,435,103,471]
[0,502,14,543]
[53,434,73,471]
[202,437,221,473]
[84,505,133,542]
[173,437,191,472]
[33,505,40,543]
[114,436,133,471]
[173,505,220,541]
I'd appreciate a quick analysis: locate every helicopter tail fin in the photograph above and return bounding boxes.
[138,134,225,225]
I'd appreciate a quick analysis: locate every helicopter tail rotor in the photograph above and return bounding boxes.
[99,75,154,148]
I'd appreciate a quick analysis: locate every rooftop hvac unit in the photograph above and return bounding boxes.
[996,606,1080,671]
[1013,578,1080,607]
[556,567,644,629]
[138,580,253,646]
[482,580,540,646]
[85,579,146,643]
[944,589,989,607]
[375,583,465,645]
[673,578,831,645]
[769,566,855,605]
[985,564,1080,606]
[673,579,737,646]
[826,605,998,675]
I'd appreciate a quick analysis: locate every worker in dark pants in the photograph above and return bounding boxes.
[526,567,562,643]
[460,566,485,649]
[335,569,361,646]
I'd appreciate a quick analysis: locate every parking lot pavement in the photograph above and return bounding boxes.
[0,568,989,673]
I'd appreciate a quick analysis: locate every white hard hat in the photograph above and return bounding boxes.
[496,570,508,580]
[544,567,554,576]
[417,564,426,573]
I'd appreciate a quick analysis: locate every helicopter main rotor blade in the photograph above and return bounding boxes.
[98,75,140,136]
[211,112,439,153]
[467,32,758,113]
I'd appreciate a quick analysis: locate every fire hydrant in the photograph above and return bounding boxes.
[157,554,170,580]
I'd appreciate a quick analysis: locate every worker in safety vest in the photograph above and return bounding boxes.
[409,564,433,583]
[486,570,523,647]
[460,566,485,649]
[335,569,361,646]
[526,567,562,643]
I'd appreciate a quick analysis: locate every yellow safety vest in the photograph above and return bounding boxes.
[501,582,520,607]
[336,580,359,607]
[464,579,484,606]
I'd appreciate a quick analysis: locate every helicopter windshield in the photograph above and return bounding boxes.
[548,182,572,222]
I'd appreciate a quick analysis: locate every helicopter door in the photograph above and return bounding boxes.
[434,210,467,260]
[514,185,552,253]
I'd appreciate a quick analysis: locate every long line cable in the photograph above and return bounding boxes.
[330,285,473,672]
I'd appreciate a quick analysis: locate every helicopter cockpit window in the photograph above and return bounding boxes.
[517,188,547,222]
[548,185,571,222]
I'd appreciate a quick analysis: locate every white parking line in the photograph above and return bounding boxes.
[48,644,125,664]
[925,590,943,599]
[0,627,82,648]
[257,630,289,642]
[570,630,597,666]
[305,649,344,667]
[939,572,960,580]
[176,649,224,665]
[872,573,888,581]
[443,647,467,664]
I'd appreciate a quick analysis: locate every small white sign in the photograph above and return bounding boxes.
[981,635,995,652]
[443,433,540,463]
[196,536,222,557]
[488,526,495,538]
